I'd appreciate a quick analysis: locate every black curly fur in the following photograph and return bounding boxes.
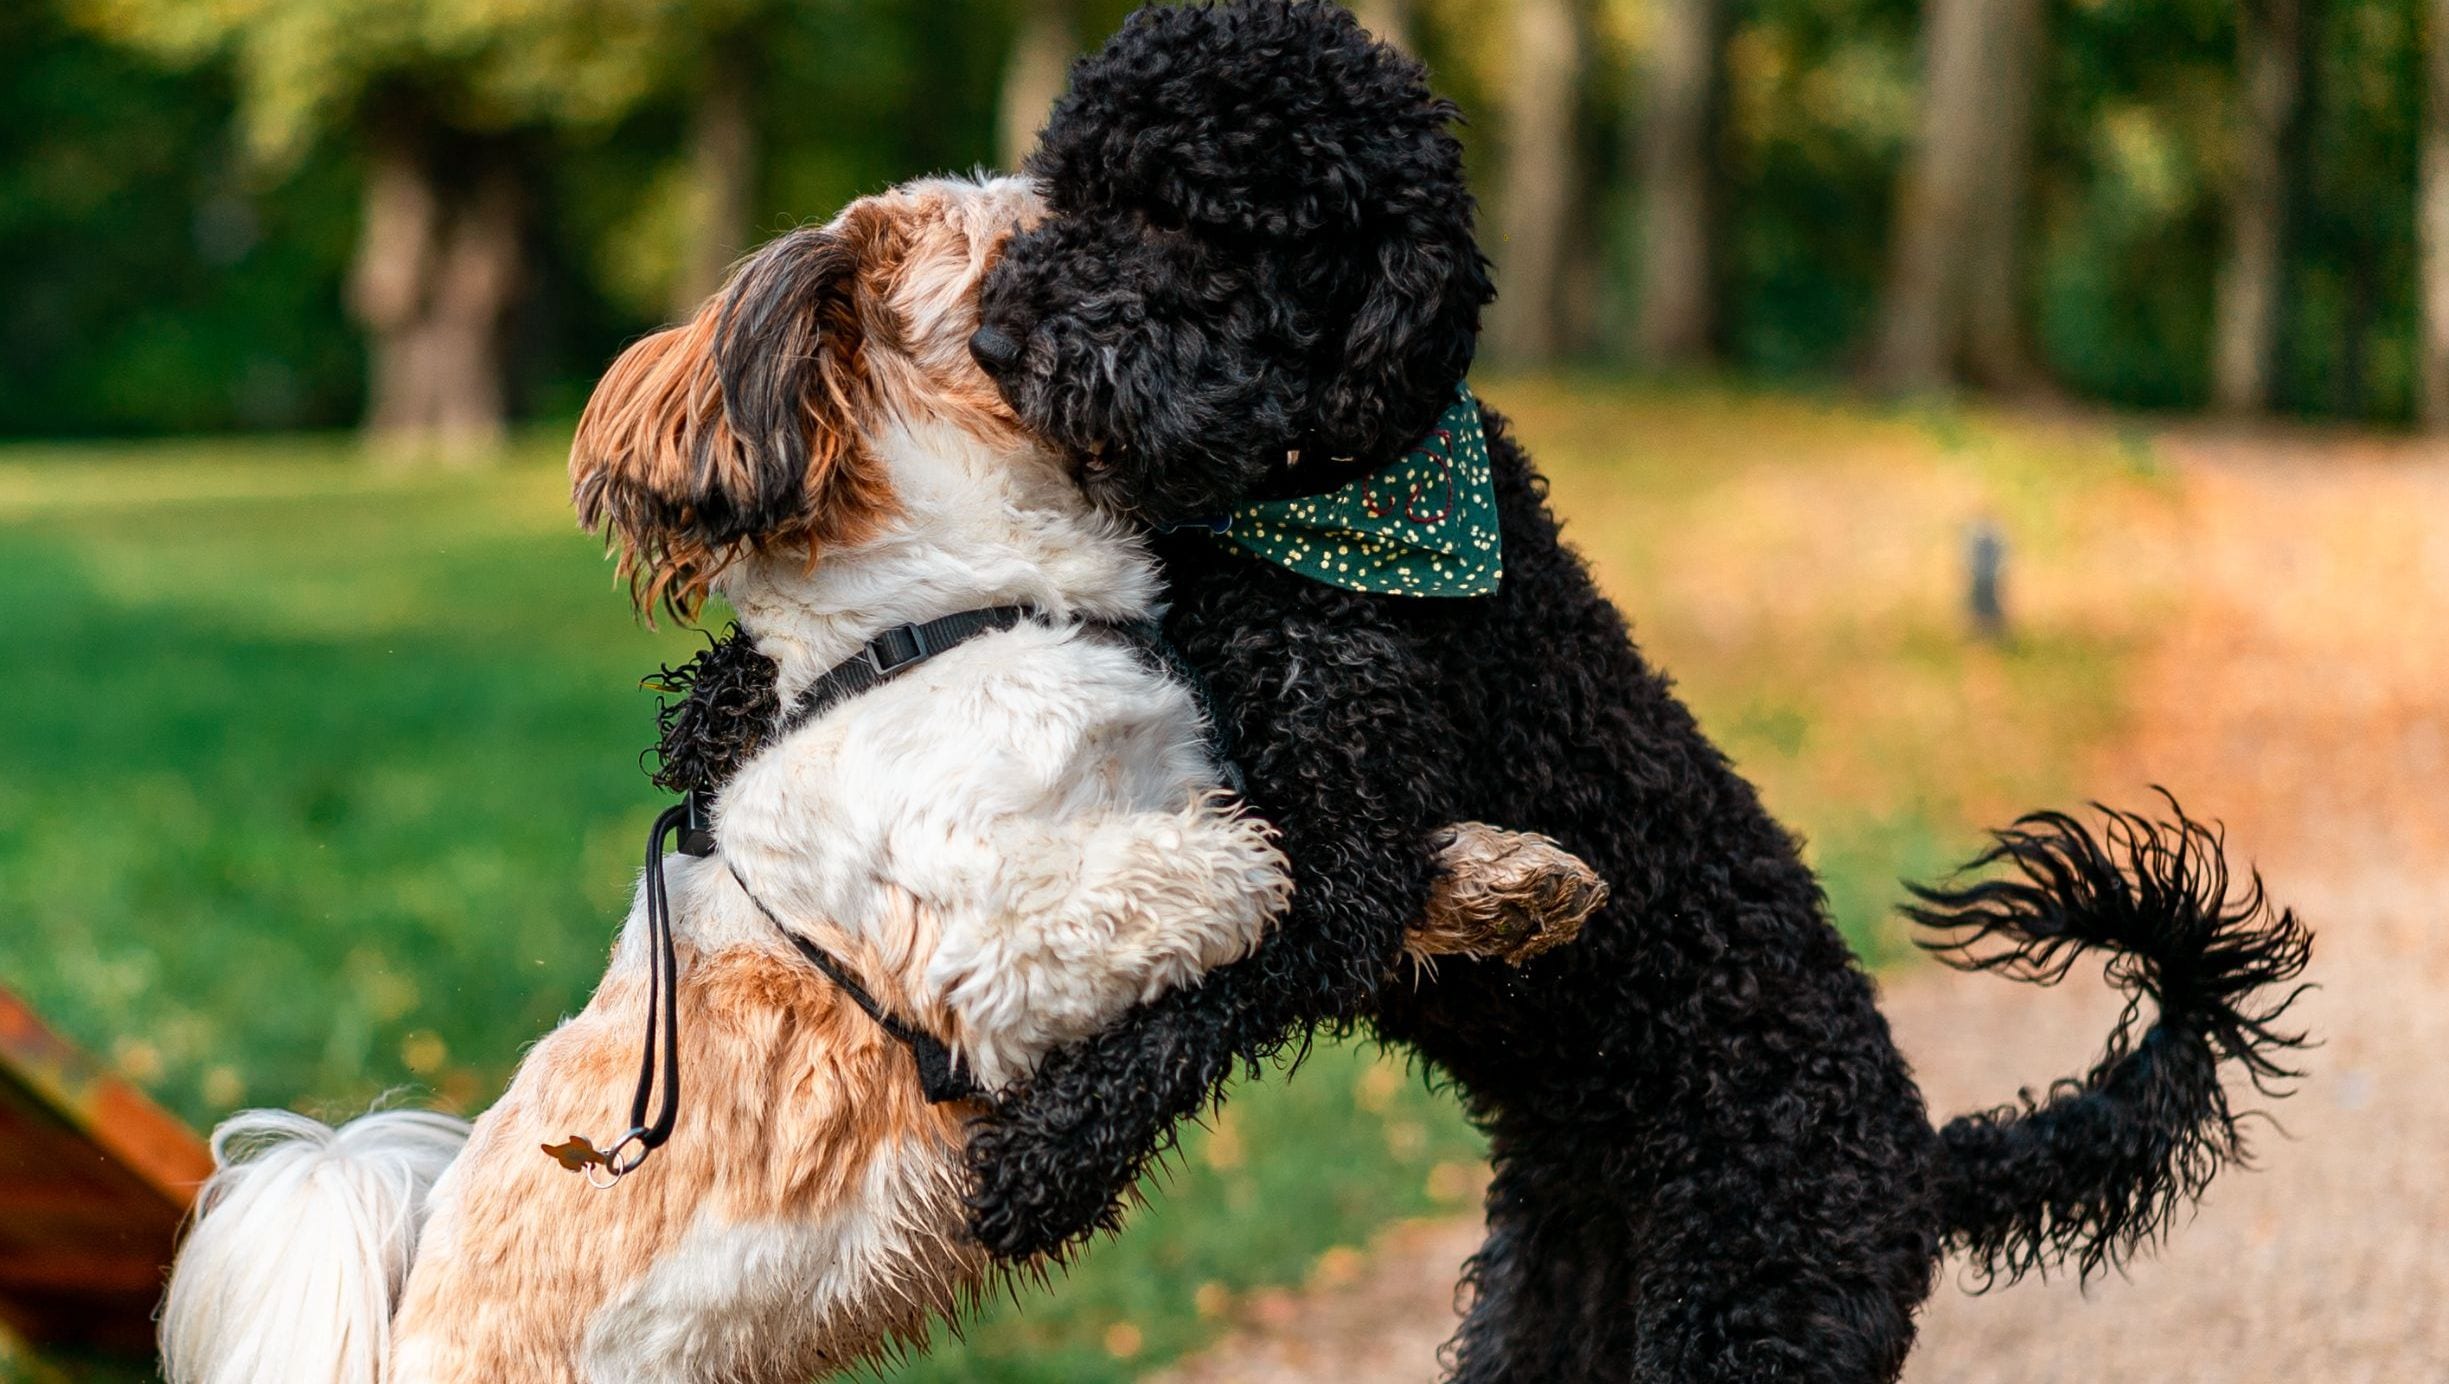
[1905,798,2313,1286]
[963,4,2313,1378]
[643,625,781,796]
[981,0,1490,526]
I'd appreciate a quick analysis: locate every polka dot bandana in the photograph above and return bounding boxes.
[1221,386,1502,598]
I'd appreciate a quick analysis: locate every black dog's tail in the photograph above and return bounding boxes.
[1904,797,2313,1285]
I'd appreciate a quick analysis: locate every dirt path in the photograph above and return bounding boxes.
[1154,437,2449,1383]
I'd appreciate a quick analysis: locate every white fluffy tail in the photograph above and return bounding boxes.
[160,1107,470,1384]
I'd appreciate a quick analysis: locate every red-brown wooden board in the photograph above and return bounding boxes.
[0,984,209,1355]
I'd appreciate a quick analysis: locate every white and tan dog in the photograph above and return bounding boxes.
[159,174,1596,1384]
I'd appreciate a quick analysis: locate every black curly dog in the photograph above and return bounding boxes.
[943,3,2315,1379]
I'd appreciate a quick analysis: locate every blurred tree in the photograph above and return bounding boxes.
[2423,0,2449,427]
[74,0,783,458]
[1000,0,1082,170]
[2213,0,2313,414]
[647,0,1021,327]
[0,2,363,437]
[15,0,2449,440]
[1712,0,1918,378]
[1866,0,2047,393]
[1489,0,1587,364]
[342,110,525,459]
[86,0,520,457]
[1958,0,2045,390]
[2027,0,2226,412]
[14,0,1031,440]
[2291,0,2422,421]
[671,36,759,314]
[1630,0,1732,365]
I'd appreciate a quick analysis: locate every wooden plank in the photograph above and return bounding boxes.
[0,989,211,1202]
[0,982,210,1354]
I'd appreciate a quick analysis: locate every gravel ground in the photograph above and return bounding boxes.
[1154,437,2449,1383]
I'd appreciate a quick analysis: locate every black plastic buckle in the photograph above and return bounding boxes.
[867,623,929,677]
[678,790,717,858]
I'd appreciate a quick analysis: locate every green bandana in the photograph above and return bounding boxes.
[1221,386,1502,598]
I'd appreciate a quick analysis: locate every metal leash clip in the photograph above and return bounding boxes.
[541,1130,653,1190]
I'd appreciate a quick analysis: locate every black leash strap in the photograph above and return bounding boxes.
[728,864,984,1105]
[542,803,686,1188]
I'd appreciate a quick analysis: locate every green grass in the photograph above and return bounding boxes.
[0,381,2162,1378]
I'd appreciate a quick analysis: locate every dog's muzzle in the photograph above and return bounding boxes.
[968,325,1023,378]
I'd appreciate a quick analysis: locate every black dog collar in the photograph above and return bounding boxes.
[777,606,1038,737]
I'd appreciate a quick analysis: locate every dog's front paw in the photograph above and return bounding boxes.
[1406,822,1607,967]
[962,1078,1135,1263]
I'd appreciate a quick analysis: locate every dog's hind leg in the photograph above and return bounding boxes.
[1616,1173,1931,1384]
[1444,1135,1643,1384]
[1450,1119,1932,1384]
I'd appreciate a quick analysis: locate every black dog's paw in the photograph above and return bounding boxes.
[961,1010,1231,1261]
[962,978,1256,1261]
[961,1090,1139,1262]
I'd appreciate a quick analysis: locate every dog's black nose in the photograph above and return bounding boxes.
[969,325,1022,376]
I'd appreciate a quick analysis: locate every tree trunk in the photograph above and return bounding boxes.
[1352,0,1413,49]
[2213,0,2308,415]
[1000,0,1080,171]
[350,123,443,444]
[673,45,758,316]
[347,120,522,464]
[1488,0,1583,365]
[422,163,520,457]
[2421,0,2449,428]
[2337,249,2379,420]
[1960,0,2045,392]
[1630,0,1730,366]
[1865,0,2044,394]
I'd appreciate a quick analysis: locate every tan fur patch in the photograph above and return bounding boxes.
[390,945,984,1382]
[866,185,1040,449]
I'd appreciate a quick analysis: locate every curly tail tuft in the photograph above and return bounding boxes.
[1905,794,2313,1286]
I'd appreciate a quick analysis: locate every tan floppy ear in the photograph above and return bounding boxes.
[569,217,894,618]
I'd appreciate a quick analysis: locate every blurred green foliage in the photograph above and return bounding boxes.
[3,0,2441,439]
[1699,0,2418,417]
[0,3,364,437]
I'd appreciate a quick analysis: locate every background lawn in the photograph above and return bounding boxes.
[0,379,2165,1380]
